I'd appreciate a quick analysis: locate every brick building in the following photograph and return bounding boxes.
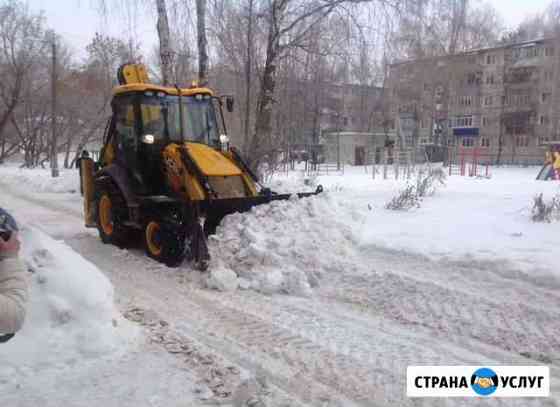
[387,37,560,164]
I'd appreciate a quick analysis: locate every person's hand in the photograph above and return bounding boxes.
[0,232,20,258]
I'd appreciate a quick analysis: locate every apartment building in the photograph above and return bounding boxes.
[387,37,560,164]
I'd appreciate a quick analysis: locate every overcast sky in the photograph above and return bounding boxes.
[25,0,553,61]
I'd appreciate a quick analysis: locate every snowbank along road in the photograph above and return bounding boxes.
[1,168,560,407]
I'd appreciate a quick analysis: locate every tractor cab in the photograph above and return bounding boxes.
[101,65,232,195]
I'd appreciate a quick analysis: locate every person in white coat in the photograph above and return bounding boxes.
[0,224,28,338]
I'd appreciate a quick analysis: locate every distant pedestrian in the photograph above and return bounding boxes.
[545,147,553,165]
[0,208,27,342]
[553,147,560,180]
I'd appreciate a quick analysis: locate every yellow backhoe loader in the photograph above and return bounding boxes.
[79,64,322,270]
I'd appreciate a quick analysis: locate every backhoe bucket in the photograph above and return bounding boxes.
[201,185,323,234]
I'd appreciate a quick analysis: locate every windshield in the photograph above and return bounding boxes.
[140,93,220,145]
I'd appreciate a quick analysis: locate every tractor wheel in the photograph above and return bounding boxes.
[95,180,130,247]
[144,220,187,268]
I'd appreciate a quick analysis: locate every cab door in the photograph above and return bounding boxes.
[113,95,138,166]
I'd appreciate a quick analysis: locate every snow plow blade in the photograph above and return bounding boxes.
[201,185,324,232]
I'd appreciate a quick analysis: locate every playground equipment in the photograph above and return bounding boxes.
[371,146,418,180]
[449,147,491,178]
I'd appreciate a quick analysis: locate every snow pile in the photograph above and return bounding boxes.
[208,193,364,296]
[264,170,317,194]
[0,166,79,193]
[0,226,137,381]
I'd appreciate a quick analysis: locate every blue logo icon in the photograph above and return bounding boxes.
[471,368,498,396]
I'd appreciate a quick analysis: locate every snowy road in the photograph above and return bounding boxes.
[2,178,560,406]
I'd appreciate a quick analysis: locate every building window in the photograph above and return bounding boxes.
[486,54,496,64]
[480,138,490,147]
[482,117,489,126]
[515,136,529,147]
[545,47,555,57]
[542,93,550,103]
[467,72,481,85]
[454,115,473,127]
[486,73,495,85]
[544,71,553,81]
[540,115,548,125]
[462,138,475,147]
[458,96,472,106]
[526,47,540,58]
[484,96,493,106]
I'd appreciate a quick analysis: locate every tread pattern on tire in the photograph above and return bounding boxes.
[94,177,130,247]
[144,219,187,268]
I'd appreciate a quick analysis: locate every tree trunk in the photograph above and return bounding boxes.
[248,0,284,170]
[156,0,173,85]
[196,0,208,86]
[243,0,254,152]
[64,135,72,168]
[250,41,279,169]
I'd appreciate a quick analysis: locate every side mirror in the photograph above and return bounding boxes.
[226,96,234,113]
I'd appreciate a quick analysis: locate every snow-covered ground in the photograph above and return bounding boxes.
[1,162,560,406]
[210,164,560,293]
[0,224,205,406]
[1,226,136,370]
[3,163,560,284]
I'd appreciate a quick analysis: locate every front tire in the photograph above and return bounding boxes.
[144,220,187,267]
[95,180,129,247]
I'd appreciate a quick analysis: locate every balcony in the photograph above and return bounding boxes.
[504,67,538,84]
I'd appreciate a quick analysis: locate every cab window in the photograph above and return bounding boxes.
[113,97,137,151]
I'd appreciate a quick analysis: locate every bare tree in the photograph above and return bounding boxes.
[391,0,502,58]
[0,1,47,163]
[156,0,173,85]
[196,0,208,85]
[248,0,373,170]
[243,0,254,149]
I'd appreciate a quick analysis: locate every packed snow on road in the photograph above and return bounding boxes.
[1,163,560,406]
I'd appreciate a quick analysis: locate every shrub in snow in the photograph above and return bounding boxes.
[531,193,560,223]
[385,167,446,211]
[385,185,421,211]
[416,167,447,198]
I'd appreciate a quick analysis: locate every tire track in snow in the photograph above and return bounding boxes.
[1,185,366,406]
[321,248,560,358]
[4,182,559,406]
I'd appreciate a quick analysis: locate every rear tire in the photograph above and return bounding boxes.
[95,180,130,247]
[144,219,187,268]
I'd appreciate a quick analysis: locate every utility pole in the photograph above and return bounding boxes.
[50,36,59,178]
